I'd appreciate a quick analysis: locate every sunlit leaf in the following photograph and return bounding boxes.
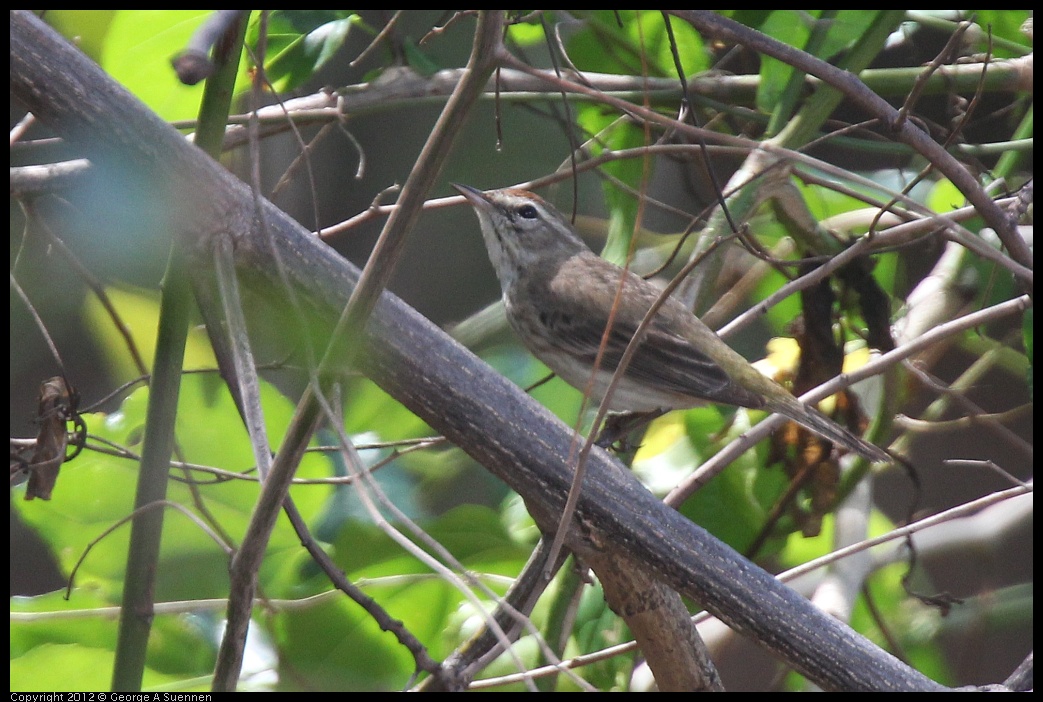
[250,11,361,92]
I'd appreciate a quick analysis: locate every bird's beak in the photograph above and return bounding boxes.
[451,183,490,208]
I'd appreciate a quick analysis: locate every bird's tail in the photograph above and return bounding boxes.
[767,395,890,464]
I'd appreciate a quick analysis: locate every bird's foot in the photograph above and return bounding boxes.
[595,409,667,452]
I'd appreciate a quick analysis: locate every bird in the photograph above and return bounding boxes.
[453,183,889,463]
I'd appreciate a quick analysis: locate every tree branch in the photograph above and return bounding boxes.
[666,10,1032,288]
[11,10,949,691]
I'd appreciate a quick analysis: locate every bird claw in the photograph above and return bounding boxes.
[595,409,666,452]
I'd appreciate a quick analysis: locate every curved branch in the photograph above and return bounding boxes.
[666,11,1031,286]
[11,10,949,692]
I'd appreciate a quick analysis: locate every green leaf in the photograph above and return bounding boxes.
[568,11,707,78]
[10,591,214,690]
[43,10,118,62]
[571,582,632,690]
[83,285,217,380]
[274,593,415,690]
[925,177,967,213]
[676,407,790,554]
[330,504,526,579]
[575,109,647,265]
[966,11,1033,57]
[272,505,529,688]
[250,11,361,92]
[95,10,216,122]
[402,38,442,76]
[10,643,188,692]
[12,372,333,601]
[756,11,815,114]
[756,12,884,116]
[795,176,873,222]
[505,15,547,47]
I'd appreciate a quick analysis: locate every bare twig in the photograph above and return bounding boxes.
[667,295,1032,504]
[665,11,1031,283]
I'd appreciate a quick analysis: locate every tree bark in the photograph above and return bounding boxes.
[11,10,948,691]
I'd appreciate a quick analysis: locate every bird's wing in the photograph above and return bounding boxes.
[540,306,765,409]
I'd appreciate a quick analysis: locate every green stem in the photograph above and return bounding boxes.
[111,11,249,692]
[993,103,1033,179]
[765,10,840,138]
[772,11,906,149]
[110,248,192,691]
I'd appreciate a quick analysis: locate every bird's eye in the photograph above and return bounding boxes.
[517,204,539,219]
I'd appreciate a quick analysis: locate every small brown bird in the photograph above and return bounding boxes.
[454,184,889,463]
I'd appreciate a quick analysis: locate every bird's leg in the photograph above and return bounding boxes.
[595,409,668,452]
